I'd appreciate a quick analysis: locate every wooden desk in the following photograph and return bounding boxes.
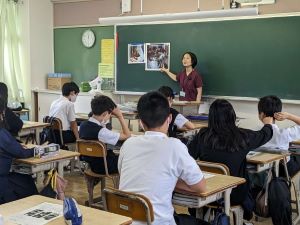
[247,152,290,175]
[173,101,201,114]
[172,172,245,216]
[291,140,300,145]
[0,195,132,225]
[177,121,207,138]
[20,121,50,144]
[12,150,80,177]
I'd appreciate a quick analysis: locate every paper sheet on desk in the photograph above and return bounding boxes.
[9,202,63,225]
[203,172,215,179]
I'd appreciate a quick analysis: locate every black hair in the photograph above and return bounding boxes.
[158,86,175,99]
[0,82,8,105]
[182,51,198,68]
[258,95,282,117]
[137,91,170,129]
[62,82,80,96]
[91,95,116,116]
[199,99,247,152]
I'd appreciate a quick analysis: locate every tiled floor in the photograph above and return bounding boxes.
[64,172,277,225]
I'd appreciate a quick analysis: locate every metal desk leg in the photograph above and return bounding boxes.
[57,162,64,178]
[224,189,232,216]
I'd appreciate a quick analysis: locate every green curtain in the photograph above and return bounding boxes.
[0,0,26,103]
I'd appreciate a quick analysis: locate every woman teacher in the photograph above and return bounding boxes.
[161,52,202,102]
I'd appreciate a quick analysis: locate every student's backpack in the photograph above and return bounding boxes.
[268,175,292,225]
[40,116,57,145]
[211,210,230,225]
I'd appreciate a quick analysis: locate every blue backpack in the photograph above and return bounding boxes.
[63,197,82,225]
[211,211,230,225]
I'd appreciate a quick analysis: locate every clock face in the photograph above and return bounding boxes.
[82,30,95,48]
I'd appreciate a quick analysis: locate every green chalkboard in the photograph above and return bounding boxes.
[116,15,300,99]
[54,26,114,85]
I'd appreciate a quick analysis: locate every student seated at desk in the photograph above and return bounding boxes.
[79,95,130,174]
[158,86,194,137]
[258,95,300,177]
[49,82,79,145]
[188,99,273,220]
[118,92,206,225]
[0,96,38,204]
[0,82,23,136]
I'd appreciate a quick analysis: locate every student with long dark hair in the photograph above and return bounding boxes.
[0,96,38,204]
[188,99,273,220]
[0,82,23,136]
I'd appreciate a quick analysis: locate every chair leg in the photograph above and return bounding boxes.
[231,207,244,225]
[85,175,96,206]
[111,176,120,189]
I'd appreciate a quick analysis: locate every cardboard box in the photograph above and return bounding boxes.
[48,77,71,90]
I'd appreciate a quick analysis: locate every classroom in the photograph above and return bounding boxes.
[1,0,300,224]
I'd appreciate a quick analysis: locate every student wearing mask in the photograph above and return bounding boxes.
[49,82,80,144]
[258,95,300,176]
[79,95,131,174]
[158,86,194,137]
[118,92,206,225]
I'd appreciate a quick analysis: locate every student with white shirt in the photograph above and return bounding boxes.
[118,92,206,225]
[158,86,194,137]
[49,82,80,145]
[258,95,300,176]
[79,95,130,174]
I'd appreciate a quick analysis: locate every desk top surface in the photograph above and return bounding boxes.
[291,140,300,145]
[22,121,49,129]
[0,195,132,225]
[15,149,80,165]
[173,101,202,106]
[13,109,30,113]
[175,173,245,197]
[247,152,290,164]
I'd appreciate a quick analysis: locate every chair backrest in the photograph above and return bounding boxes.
[103,187,154,225]
[43,116,64,145]
[197,160,230,175]
[76,139,109,175]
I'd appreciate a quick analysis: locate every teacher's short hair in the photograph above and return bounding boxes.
[182,52,197,68]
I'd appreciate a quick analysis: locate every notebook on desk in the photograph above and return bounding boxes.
[254,148,289,155]
[186,114,208,121]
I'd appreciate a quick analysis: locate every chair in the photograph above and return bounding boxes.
[197,160,244,225]
[290,169,300,224]
[76,139,119,209]
[103,187,154,225]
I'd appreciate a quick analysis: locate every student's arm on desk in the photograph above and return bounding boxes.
[176,178,206,193]
[112,107,131,140]
[70,121,79,139]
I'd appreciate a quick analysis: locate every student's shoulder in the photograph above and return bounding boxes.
[168,137,187,150]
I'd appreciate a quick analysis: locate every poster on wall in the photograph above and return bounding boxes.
[128,43,145,64]
[145,43,170,71]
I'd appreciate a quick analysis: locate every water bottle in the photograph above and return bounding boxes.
[0,214,4,225]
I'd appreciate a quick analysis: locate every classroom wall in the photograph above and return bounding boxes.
[21,0,54,118]
[53,0,300,27]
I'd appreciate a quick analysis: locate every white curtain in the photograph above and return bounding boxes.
[0,0,26,103]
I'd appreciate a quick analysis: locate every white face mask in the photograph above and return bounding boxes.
[70,94,77,103]
[100,119,110,127]
[139,121,145,131]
